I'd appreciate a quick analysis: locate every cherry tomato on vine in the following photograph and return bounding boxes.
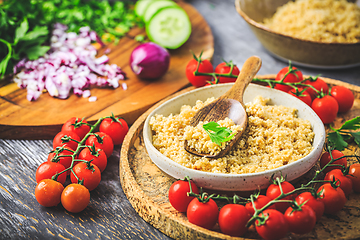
[79,146,107,173]
[36,161,67,184]
[274,65,303,92]
[85,132,114,158]
[319,150,347,173]
[324,169,353,197]
[99,116,129,145]
[330,85,354,113]
[287,87,312,106]
[348,163,360,193]
[255,209,289,240]
[168,178,199,212]
[218,204,250,237]
[214,61,240,83]
[70,162,101,191]
[187,197,219,230]
[245,195,276,216]
[311,95,338,124]
[295,191,324,222]
[35,179,64,207]
[185,56,213,87]
[284,204,316,235]
[61,183,90,213]
[61,117,91,139]
[317,183,346,215]
[53,131,80,151]
[47,146,74,174]
[266,178,295,213]
[303,77,329,100]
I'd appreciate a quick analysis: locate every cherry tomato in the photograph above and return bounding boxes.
[185,57,213,87]
[61,183,90,213]
[284,204,316,235]
[70,162,101,191]
[319,150,347,173]
[47,146,74,174]
[53,131,80,151]
[295,191,324,222]
[99,116,129,145]
[35,179,64,207]
[317,183,346,215]
[311,95,339,124]
[347,164,360,193]
[168,178,199,212]
[86,132,114,158]
[187,197,219,230]
[266,179,295,213]
[78,146,107,173]
[303,77,329,100]
[245,195,276,216]
[61,117,91,139]
[36,161,67,184]
[214,61,240,83]
[274,66,303,92]
[324,169,353,197]
[287,88,312,106]
[255,209,289,240]
[330,86,354,113]
[218,204,250,237]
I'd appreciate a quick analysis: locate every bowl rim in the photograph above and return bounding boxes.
[234,0,360,46]
[143,83,326,180]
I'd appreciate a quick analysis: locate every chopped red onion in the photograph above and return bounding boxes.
[13,23,127,101]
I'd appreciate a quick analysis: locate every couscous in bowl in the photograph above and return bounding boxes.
[143,83,325,191]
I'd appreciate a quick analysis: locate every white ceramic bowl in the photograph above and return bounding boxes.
[143,83,325,191]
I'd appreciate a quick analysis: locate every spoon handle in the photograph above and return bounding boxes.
[222,56,262,102]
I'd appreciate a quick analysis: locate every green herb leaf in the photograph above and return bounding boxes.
[327,116,360,150]
[203,122,235,146]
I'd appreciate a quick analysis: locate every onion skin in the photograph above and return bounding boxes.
[130,42,170,79]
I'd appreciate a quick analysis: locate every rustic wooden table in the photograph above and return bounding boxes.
[1,0,360,239]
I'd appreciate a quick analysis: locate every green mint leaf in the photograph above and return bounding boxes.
[327,131,348,151]
[203,122,235,146]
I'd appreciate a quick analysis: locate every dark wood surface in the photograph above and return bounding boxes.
[1,0,360,239]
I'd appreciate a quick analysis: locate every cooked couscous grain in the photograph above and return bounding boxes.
[149,96,314,174]
[262,0,360,43]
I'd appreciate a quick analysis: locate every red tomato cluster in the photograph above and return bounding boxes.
[273,65,354,124]
[185,57,240,87]
[35,115,129,213]
[168,149,360,239]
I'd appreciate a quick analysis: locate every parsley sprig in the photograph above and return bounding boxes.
[327,116,360,151]
[203,122,235,146]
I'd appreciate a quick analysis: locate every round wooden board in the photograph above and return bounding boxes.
[0,1,214,140]
[120,75,360,240]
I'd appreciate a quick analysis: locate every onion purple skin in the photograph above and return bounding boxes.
[130,42,170,80]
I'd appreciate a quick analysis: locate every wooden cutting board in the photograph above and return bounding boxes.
[120,76,360,240]
[0,1,214,140]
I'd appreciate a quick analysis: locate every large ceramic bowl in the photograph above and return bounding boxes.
[235,0,360,69]
[143,83,326,191]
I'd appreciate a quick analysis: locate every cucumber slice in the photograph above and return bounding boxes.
[143,0,177,23]
[146,6,191,49]
[134,0,156,18]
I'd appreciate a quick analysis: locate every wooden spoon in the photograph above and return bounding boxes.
[184,56,262,158]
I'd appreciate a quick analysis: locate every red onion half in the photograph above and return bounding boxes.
[130,42,170,79]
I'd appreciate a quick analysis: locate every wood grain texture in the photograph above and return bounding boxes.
[0,1,214,140]
[120,76,360,239]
